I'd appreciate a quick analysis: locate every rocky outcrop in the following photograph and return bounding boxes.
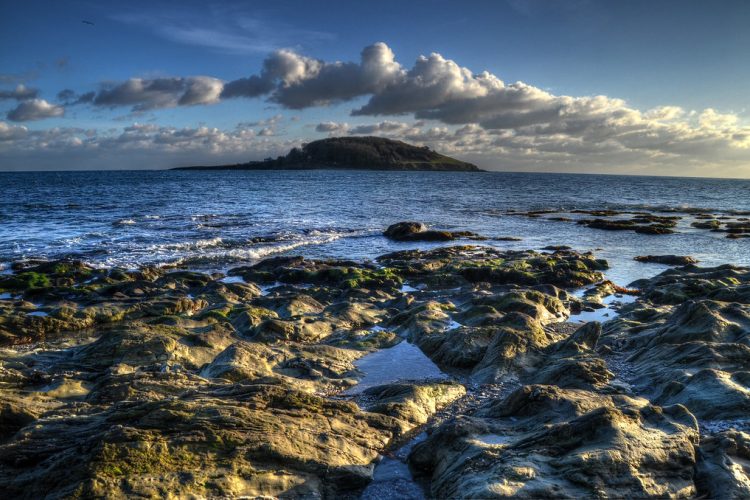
[383,221,484,242]
[635,255,699,265]
[175,136,483,172]
[409,386,699,498]
[1,243,749,497]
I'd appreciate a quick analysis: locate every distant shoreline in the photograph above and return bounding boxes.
[172,163,488,172]
[172,136,484,172]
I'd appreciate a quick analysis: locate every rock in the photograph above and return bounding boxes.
[410,385,698,498]
[577,217,676,235]
[695,430,750,499]
[364,381,466,428]
[2,247,749,497]
[691,219,721,230]
[384,221,428,240]
[0,384,403,498]
[383,221,482,242]
[635,255,699,266]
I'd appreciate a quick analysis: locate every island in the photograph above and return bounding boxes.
[173,136,483,172]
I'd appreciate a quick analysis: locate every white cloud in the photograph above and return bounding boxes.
[222,42,403,108]
[315,121,349,135]
[0,84,39,101]
[7,99,64,122]
[93,76,223,111]
[0,121,28,141]
[0,121,297,170]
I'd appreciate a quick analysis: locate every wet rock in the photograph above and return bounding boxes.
[691,219,721,230]
[383,222,483,242]
[695,430,750,499]
[0,384,403,498]
[2,247,749,496]
[364,381,466,429]
[600,263,750,423]
[410,385,699,498]
[635,255,699,266]
[577,217,676,235]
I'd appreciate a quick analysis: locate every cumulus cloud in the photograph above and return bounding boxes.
[0,84,39,101]
[93,76,223,111]
[350,120,421,135]
[237,114,284,128]
[0,121,28,141]
[222,42,403,108]
[217,43,749,160]
[57,89,95,105]
[7,99,64,122]
[315,121,349,135]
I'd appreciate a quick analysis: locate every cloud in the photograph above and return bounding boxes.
[2,115,749,176]
[29,42,750,175]
[0,121,297,170]
[236,114,284,128]
[57,89,95,105]
[221,75,274,99]
[222,42,403,108]
[0,70,39,85]
[0,84,39,101]
[93,76,223,110]
[6,99,64,122]
[315,121,349,135]
[0,121,28,141]
[112,9,334,55]
[350,120,420,135]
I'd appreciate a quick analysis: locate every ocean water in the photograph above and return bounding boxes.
[1,170,748,286]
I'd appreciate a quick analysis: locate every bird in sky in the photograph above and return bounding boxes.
[81,20,94,26]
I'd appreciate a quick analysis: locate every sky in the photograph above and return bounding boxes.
[1,0,749,177]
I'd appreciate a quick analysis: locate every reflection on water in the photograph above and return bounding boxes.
[343,341,450,394]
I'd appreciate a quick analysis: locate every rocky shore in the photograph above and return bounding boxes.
[0,234,748,498]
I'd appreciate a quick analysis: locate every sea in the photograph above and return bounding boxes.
[1,170,749,286]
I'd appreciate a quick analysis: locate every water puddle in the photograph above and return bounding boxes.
[569,293,636,323]
[474,433,514,446]
[361,432,428,500]
[219,276,245,284]
[343,341,449,395]
[0,292,14,300]
[444,319,463,331]
[27,311,49,317]
[400,284,419,293]
[259,282,283,295]
[700,418,750,435]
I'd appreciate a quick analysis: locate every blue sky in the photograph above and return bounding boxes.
[1,0,749,176]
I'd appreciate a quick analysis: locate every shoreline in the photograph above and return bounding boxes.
[1,240,748,497]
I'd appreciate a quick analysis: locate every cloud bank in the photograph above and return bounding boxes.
[0,85,39,101]
[7,99,64,122]
[3,42,750,175]
[93,76,223,111]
